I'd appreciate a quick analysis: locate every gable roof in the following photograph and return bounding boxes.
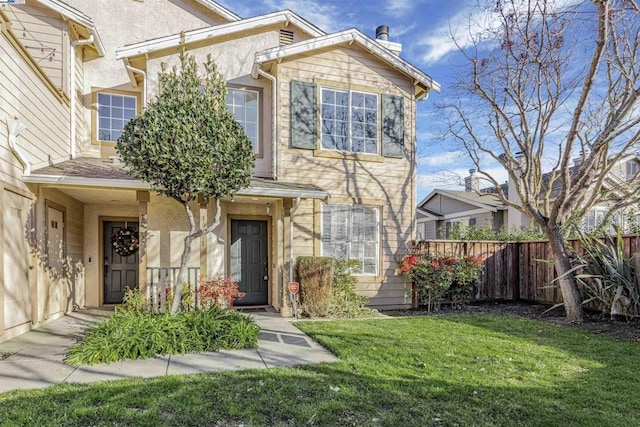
[252,28,441,96]
[418,189,506,214]
[193,0,241,22]
[115,10,325,60]
[34,0,105,57]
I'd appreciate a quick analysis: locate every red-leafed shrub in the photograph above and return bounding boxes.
[197,276,245,309]
[396,252,484,311]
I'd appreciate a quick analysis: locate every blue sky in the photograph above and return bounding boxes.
[217,0,492,202]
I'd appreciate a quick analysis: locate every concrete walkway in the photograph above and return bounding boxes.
[0,309,337,394]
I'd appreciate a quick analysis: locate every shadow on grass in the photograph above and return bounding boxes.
[0,315,638,426]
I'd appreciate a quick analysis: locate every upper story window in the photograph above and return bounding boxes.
[97,93,137,142]
[227,88,259,154]
[321,88,378,154]
[626,160,639,181]
[321,203,379,275]
[290,80,405,159]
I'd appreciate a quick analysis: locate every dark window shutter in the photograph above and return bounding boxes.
[381,94,405,158]
[290,80,317,149]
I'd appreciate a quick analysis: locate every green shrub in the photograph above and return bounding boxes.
[328,258,375,318]
[445,223,546,241]
[563,227,639,318]
[396,252,484,311]
[296,256,334,317]
[165,282,195,312]
[66,306,259,365]
[120,287,147,312]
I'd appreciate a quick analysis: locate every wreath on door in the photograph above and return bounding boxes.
[111,228,139,257]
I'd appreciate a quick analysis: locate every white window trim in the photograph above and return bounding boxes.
[96,92,138,143]
[320,87,379,155]
[321,203,380,276]
[227,87,260,155]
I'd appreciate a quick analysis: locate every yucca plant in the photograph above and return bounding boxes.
[561,227,639,319]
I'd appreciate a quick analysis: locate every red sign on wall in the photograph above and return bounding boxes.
[288,281,299,295]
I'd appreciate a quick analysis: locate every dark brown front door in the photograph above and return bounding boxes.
[231,220,268,306]
[103,221,139,304]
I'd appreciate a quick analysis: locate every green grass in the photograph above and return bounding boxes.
[1,314,639,426]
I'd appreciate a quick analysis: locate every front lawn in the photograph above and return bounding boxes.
[1,314,638,426]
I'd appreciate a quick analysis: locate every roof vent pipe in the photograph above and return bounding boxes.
[376,25,389,41]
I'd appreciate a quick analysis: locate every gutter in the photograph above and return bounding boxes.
[125,64,147,107]
[255,68,278,180]
[289,197,301,318]
[6,118,30,175]
[69,35,94,159]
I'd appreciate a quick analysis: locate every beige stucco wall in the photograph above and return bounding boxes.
[63,0,231,158]
[144,25,312,178]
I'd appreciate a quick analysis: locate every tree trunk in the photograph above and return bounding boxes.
[170,198,222,315]
[546,225,584,322]
[170,233,196,314]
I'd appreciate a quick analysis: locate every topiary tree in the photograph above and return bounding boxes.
[117,42,255,314]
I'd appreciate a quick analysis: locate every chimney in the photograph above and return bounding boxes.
[464,168,479,192]
[374,25,402,55]
[375,25,389,41]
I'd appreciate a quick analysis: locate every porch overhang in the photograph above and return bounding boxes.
[25,158,329,201]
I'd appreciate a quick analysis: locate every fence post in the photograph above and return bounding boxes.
[512,242,521,301]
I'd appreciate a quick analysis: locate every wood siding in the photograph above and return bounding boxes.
[0,24,70,185]
[4,3,65,89]
[276,45,418,308]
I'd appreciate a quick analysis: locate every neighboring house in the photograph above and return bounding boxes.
[0,0,439,342]
[417,156,640,240]
[416,170,507,240]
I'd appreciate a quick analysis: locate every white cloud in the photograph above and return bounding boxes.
[418,150,466,166]
[262,0,342,32]
[417,0,584,65]
[384,0,415,18]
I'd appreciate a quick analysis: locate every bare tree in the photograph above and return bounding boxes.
[444,0,640,321]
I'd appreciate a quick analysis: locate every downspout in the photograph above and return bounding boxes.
[125,65,147,108]
[69,35,94,159]
[289,197,301,318]
[6,118,30,175]
[256,68,278,180]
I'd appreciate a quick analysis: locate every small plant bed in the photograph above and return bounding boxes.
[66,306,259,365]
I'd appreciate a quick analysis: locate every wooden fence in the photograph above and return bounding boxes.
[414,235,640,304]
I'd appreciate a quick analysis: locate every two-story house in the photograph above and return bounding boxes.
[0,0,439,343]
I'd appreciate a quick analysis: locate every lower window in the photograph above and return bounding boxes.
[321,204,379,275]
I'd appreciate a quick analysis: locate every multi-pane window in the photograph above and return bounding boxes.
[227,88,259,153]
[321,204,379,275]
[321,88,378,154]
[97,93,136,142]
